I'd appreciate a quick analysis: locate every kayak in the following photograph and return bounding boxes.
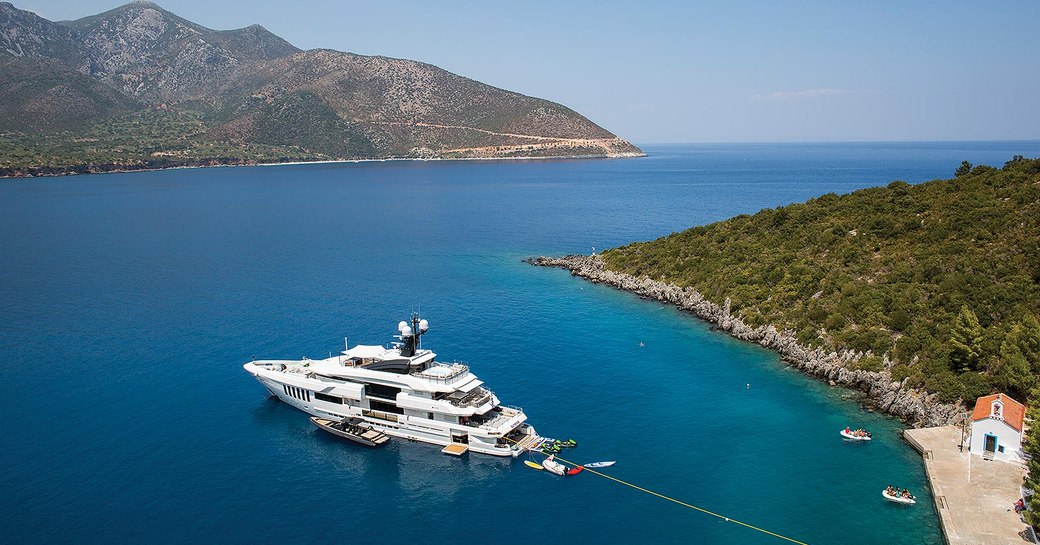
[584,461,616,468]
[840,429,871,441]
[524,460,543,470]
[542,456,567,476]
[882,490,916,505]
[566,466,584,476]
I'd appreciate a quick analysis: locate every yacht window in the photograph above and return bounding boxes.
[366,383,402,400]
[316,392,343,404]
[369,400,404,415]
[286,386,307,401]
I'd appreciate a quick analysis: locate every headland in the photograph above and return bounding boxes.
[528,254,961,427]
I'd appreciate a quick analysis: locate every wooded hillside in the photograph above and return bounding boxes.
[605,157,1040,402]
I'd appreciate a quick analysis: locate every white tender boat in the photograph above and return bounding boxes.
[542,455,567,476]
[882,490,916,505]
[840,429,872,441]
[245,315,540,457]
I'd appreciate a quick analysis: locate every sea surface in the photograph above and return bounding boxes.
[3,141,1039,545]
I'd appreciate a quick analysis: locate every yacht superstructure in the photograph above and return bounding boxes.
[244,315,540,456]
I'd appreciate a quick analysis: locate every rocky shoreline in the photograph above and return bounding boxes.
[528,254,962,427]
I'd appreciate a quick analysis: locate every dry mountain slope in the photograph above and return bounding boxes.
[60,1,299,103]
[0,1,641,176]
[217,48,639,158]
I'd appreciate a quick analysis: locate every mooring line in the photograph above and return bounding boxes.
[521,439,809,545]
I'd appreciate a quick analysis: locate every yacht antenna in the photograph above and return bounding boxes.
[399,312,429,357]
[413,312,421,350]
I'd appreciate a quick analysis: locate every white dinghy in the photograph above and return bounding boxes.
[840,427,872,441]
[542,455,567,476]
[882,489,916,505]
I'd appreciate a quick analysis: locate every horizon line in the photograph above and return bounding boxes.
[633,138,1040,146]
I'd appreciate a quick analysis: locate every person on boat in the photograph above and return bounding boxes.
[901,488,912,499]
[886,485,895,496]
[845,426,851,434]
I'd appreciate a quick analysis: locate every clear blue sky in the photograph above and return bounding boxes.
[18,0,1040,143]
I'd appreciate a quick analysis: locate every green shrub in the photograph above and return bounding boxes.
[888,309,912,332]
[796,326,819,347]
[825,313,846,331]
[852,355,884,372]
[890,364,911,382]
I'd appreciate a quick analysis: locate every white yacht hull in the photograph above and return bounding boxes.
[248,364,535,457]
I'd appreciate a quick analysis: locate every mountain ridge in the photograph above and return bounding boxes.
[0,1,641,177]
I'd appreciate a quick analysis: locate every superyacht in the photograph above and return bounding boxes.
[244,315,540,456]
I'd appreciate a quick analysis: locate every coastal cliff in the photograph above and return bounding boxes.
[529,254,962,427]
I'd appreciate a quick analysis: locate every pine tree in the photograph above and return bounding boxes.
[992,322,1037,398]
[1025,386,1040,526]
[949,305,985,373]
[1018,314,1040,374]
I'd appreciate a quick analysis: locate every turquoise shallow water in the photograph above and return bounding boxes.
[3,142,1040,544]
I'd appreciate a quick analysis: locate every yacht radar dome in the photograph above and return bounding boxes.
[398,321,408,333]
[418,319,429,332]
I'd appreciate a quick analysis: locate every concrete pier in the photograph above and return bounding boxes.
[904,426,1034,545]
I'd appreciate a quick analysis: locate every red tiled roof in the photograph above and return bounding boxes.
[972,393,1025,432]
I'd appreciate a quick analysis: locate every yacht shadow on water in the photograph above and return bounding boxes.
[250,394,309,428]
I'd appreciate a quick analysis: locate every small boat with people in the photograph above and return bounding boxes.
[882,485,915,505]
[840,426,872,441]
[311,416,390,447]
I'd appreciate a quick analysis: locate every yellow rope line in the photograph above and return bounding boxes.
[526,440,809,545]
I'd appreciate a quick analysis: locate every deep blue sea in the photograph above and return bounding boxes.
[3,142,1040,545]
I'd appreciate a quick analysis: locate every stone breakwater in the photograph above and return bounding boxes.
[529,254,962,427]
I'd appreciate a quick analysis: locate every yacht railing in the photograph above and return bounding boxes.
[412,362,470,384]
[463,404,525,432]
[457,387,493,408]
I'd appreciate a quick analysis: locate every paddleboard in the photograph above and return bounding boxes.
[524,460,543,470]
[584,461,616,468]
